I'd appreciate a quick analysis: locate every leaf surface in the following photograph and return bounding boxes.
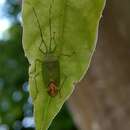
[22,0,106,130]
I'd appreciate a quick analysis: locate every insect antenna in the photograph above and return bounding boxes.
[49,2,53,52]
[51,32,57,52]
[32,7,48,55]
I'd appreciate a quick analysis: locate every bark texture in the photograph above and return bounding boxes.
[68,0,130,130]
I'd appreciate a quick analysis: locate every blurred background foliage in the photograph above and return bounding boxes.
[0,0,77,130]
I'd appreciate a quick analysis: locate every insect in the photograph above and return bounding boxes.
[27,1,73,97]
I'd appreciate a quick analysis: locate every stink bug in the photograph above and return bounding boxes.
[27,1,73,97]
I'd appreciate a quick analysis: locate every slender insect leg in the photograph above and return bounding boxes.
[49,0,56,53]
[51,32,57,53]
[29,59,42,74]
[29,70,42,100]
[39,40,47,56]
[29,59,43,95]
[49,2,53,52]
[57,50,76,60]
[49,0,58,53]
[59,74,68,97]
[61,51,76,57]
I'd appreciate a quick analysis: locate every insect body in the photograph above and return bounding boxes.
[28,1,63,97]
[28,0,74,97]
[43,55,60,97]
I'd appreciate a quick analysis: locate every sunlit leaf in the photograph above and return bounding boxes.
[22,0,106,130]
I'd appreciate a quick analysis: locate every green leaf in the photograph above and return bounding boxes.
[22,0,106,130]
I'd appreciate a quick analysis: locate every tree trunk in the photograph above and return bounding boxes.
[68,0,130,130]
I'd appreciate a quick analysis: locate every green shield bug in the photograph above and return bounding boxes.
[27,1,74,97]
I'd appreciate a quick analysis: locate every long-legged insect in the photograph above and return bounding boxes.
[28,1,71,97]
